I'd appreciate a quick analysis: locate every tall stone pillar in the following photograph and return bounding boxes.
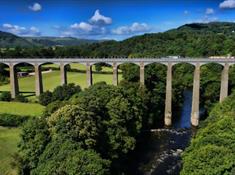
[191,63,200,127]
[113,62,118,86]
[60,63,67,85]
[9,63,19,98]
[86,63,92,87]
[35,64,43,96]
[164,63,172,126]
[140,62,145,85]
[220,63,229,102]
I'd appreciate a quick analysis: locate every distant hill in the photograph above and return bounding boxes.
[0,31,33,47]
[85,22,235,57]
[0,31,102,48]
[23,37,101,47]
[175,22,235,35]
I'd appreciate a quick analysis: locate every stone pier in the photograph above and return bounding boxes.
[86,63,92,87]
[164,63,172,126]
[9,64,19,98]
[220,63,229,102]
[140,62,145,85]
[113,62,118,85]
[191,63,200,126]
[60,63,67,85]
[35,64,43,96]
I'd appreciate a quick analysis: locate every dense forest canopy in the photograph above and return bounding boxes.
[181,92,235,175]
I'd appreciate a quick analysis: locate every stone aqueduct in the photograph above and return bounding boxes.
[0,58,234,126]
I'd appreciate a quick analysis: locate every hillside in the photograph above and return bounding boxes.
[23,37,101,47]
[175,22,235,35]
[48,21,235,58]
[181,92,235,175]
[1,22,235,57]
[0,31,33,47]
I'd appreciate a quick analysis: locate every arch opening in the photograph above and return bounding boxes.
[145,63,167,127]
[0,63,10,97]
[91,62,114,86]
[200,62,224,117]
[172,62,195,128]
[65,62,87,89]
[118,63,139,83]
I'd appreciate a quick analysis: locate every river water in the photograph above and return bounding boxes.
[127,90,195,175]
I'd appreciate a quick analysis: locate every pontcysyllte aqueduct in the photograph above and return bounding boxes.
[0,58,234,127]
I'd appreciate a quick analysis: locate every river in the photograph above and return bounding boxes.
[127,90,195,175]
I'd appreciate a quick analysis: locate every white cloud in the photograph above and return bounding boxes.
[206,8,214,15]
[29,2,42,12]
[90,10,112,25]
[112,22,150,35]
[184,10,189,15]
[70,22,93,32]
[2,23,41,36]
[57,9,112,38]
[219,0,235,9]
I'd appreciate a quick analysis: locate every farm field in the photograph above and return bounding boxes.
[0,127,20,175]
[0,101,44,116]
[0,69,122,99]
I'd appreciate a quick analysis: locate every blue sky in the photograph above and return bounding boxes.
[1,0,235,40]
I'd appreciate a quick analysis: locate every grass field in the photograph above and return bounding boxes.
[0,67,122,99]
[0,65,122,175]
[43,63,122,72]
[0,102,44,116]
[0,127,20,175]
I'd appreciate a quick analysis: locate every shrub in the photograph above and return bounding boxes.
[52,83,81,101]
[0,91,11,101]
[0,114,29,127]
[43,100,67,117]
[39,91,53,106]
[15,94,28,103]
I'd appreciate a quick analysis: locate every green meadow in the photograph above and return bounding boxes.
[0,102,44,175]
[0,127,20,175]
[0,64,122,98]
[0,102,44,116]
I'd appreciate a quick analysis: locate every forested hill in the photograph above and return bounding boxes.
[173,22,235,34]
[112,22,235,57]
[0,31,33,47]
[1,22,235,57]
[48,21,235,58]
[0,32,101,48]
[23,37,101,47]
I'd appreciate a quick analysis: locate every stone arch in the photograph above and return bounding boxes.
[0,61,9,67]
[38,61,60,67]
[173,62,196,68]
[144,62,168,67]
[117,61,140,67]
